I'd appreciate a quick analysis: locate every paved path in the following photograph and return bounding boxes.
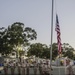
[0,66,75,75]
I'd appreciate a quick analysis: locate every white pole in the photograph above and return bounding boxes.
[50,0,54,75]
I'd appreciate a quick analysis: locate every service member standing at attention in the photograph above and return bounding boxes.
[66,59,74,75]
[26,60,30,75]
[21,61,26,75]
[4,61,8,75]
[17,61,21,75]
[33,61,38,75]
[39,61,43,75]
[10,61,15,75]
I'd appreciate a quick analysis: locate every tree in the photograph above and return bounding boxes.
[50,43,58,60]
[41,47,50,59]
[50,43,75,60]
[7,22,37,46]
[0,22,37,56]
[27,42,75,60]
[27,43,49,58]
[27,43,43,57]
[62,43,75,59]
[0,27,13,56]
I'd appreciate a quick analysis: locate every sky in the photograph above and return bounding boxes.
[0,0,75,48]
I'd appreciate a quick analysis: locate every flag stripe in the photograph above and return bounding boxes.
[55,14,62,54]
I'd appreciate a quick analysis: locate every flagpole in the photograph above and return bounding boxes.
[50,0,54,75]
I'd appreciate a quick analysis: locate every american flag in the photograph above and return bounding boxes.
[55,14,62,54]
